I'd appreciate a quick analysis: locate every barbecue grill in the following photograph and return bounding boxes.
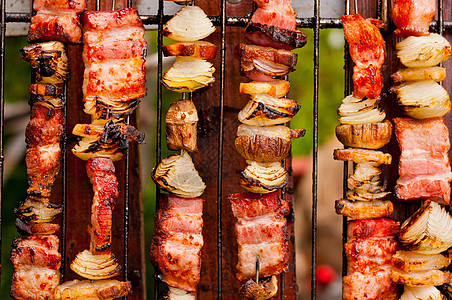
[2,0,452,299]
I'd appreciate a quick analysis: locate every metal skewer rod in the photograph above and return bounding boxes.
[255,255,260,285]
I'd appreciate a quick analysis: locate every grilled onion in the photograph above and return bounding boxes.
[166,99,198,152]
[238,94,300,126]
[393,80,451,119]
[163,6,215,42]
[348,162,381,186]
[241,57,291,81]
[392,67,446,83]
[239,276,278,300]
[235,124,305,163]
[163,57,215,92]
[84,98,139,121]
[239,80,290,98]
[239,161,288,194]
[152,150,206,198]
[400,285,445,300]
[15,197,62,224]
[338,95,385,125]
[399,200,452,254]
[391,268,452,287]
[335,199,393,219]
[336,120,392,149]
[20,41,70,85]
[392,250,451,272]
[396,33,452,67]
[54,279,131,300]
[160,287,196,300]
[71,250,121,280]
[346,188,389,202]
[333,148,392,165]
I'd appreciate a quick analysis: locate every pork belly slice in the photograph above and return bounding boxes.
[33,0,85,12]
[341,14,385,99]
[396,173,452,203]
[229,191,289,220]
[159,195,203,215]
[155,210,202,235]
[83,57,146,102]
[84,27,146,62]
[250,0,297,31]
[345,237,398,261]
[347,218,400,239]
[11,245,61,270]
[151,234,202,292]
[392,0,435,38]
[236,242,289,281]
[236,214,287,245]
[394,117,450,159]
[11,266,61,300]
[343,266,399,300]
[29,10,82,43]
[82,8,143,31]
[399,155,450,176]
[12,235,59,251]
[86,157,118,254]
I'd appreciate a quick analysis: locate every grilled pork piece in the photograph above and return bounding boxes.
[151,195,204,292]
[344,219,400,300]
[33,0,85,12]
[341,14,385,99]
[54,279,131,300]
[394,117,452,203]
[250,0,297,31]
[392,0,435,38]
[10,235,61,300]
[86,157,118,254]
[29,10,83,43]
[26,104,63,198]
[229,192,289,281]
[82,8,147,111]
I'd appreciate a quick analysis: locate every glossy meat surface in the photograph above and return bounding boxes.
[25,104,63,198]
[392,0,435,38]
[394,117,452,203]
[250,0,297,31]
[86,157,118,254]
[347,218,400,239]
[342,14,385,99]
[33,0,85,12]
[151,195,204,292]
[29,10,82,43]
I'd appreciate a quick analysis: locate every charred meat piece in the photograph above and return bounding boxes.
[229,192,289,281]
[86,157,118,254]
[163,41,217,59]
[342,14,385,99]
[26,104,63,198]
[394,117,452,203]
[54,279,131,300]
[151,195,204,292]
[244,22,307,50]
[10,235,61,300]
[82,8,143,31]
[236,44,298,68]
[392,0,435,38]
[29,10,82,43]
[33,0,85,12]
[335,199,394,220]
[347,218,400,239]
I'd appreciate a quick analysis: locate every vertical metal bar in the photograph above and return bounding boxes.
[311,0,320,298]
[217,0,226,298]
[0,0,6,281]
[438,0,443,34]
[60,82,68,281]
[155,0,164,298]
[342,0,351,280]
[96,0,100,12]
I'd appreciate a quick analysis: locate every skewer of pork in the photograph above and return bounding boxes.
[230,1,306,298]
[389,2,452,299]
[11,41,70,300]
[56,8,146,297]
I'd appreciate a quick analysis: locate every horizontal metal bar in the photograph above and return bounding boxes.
[5,13,452,30]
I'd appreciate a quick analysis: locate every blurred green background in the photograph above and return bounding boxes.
[1,28,344,298]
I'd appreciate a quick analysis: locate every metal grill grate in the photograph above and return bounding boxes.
[3,0,452,299]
